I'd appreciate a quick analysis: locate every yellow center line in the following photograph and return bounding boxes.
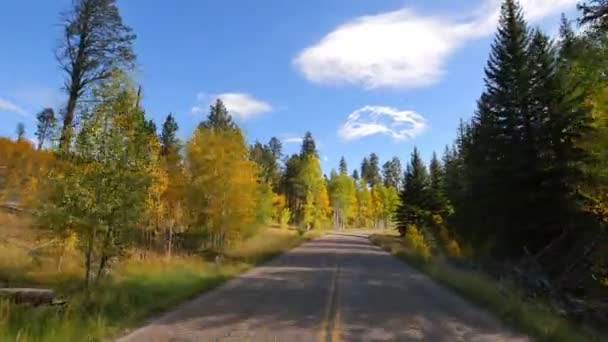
[319,264,341,342]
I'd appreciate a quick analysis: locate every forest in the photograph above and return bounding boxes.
[1,0,607,340]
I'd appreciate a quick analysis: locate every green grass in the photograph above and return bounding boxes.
[0,224,319,342]
[370,234,600,342]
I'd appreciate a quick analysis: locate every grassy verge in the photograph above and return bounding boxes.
[0,225,319,342]
[370,233,599,342]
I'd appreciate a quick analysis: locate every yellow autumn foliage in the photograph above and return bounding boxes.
[186,127,259,251]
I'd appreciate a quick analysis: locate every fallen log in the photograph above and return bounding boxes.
[0,288,56,305]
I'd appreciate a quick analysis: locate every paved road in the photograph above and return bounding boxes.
[118,233,529,342]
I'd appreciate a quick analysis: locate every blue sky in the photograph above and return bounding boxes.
[0,0,578,173]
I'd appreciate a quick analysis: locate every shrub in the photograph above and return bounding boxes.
[404,224,431,259]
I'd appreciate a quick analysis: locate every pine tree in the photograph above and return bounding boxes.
[382,157,402,189]
[35,108,57,150]
[198,98,236,130]
[250,140,281,187]
[281,154,304,220]
[466,0,534,253]
[268,137,282,160]
[160,113,179,156]
[428,152,447,214]
[339,157,348,175]
[579,0,608,29]
[300,131,317,157]
[361,154,382,187]
[57,0,136,153]
[16,123,25,141]
[395,147,430,236]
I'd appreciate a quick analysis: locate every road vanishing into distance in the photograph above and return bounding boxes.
[118,233,529,342]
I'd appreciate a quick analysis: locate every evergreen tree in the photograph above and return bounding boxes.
[281,154,304,220]
[300,131,317,157]
[367,153,382,186]
[395,147,430,236]
[382,157,402,189]
[579,0,608,29]
[360,157,370,183]
[352,169,360,181]
[466,0,534,253]
[250,140,281,187]
[268,136,282,160]
[57,0,136,153]
[428,152,447,214]
[160,113,179,156]
[198,98,235,130]
[339,156,348,175]
[16,123,25,141]
[144,119,157,136]
[35,108,57,150]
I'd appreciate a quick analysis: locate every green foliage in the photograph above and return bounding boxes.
[382,157,401,189]
[300,131,317,157]
[250,138,282,188]
[35,108,57,150]
[361,153,382,187]
[356,178,373,228]
[160,113,179,156]
[197,98,236,131]
[57,0,136,153]
[255,181,275,225]
[328,170,357,229]
[41,74,152,287]
[0,228,308,342]
[298,154,330,229]
[339,156,348,175]
[396,147,431,235]
[371,234,594,342]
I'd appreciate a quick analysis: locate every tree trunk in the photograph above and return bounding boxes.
[59,91,78,154]
[96,228,113,282]
[84,227,96,289]
[166,226,173,259]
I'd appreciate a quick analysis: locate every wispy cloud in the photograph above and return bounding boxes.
[8,85,63,110]
[282,137,303,144]
[294,0,577,89]
[0,97,28,116]
[338,106,427,141]
[192,92,272,119]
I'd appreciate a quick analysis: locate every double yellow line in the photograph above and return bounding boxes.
[319,264,341,342]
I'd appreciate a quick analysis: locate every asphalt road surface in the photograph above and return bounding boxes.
[117,233,530,342]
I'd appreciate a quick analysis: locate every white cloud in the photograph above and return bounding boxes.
[191,105,204,116]
[294,0,577,89]
[282,137,303,144]
[338,105,426,141]
[191,92,272,120]
[0,97,28,116]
